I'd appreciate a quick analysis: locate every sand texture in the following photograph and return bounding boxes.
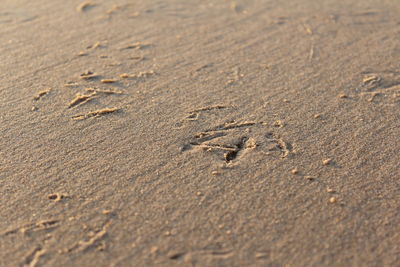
[1,0,399,266]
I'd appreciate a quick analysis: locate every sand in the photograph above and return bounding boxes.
[1,0,399,266]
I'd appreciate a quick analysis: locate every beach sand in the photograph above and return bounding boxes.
[1,0,399,266]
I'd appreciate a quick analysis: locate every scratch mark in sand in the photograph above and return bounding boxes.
[72,107,121,120]
[23,246,46,267]
[77,1,96,12]
[204,121,256,132]
[68,92,96,108]
[67,221,111,252]
[2,219,60,236]
[33,88,51,101]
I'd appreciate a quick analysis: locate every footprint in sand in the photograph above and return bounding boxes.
[358,71,400,104]
[181,107,292,163]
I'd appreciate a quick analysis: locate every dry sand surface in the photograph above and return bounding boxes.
[1,0,400,266]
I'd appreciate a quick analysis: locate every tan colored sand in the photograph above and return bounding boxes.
[0,0,399,266]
